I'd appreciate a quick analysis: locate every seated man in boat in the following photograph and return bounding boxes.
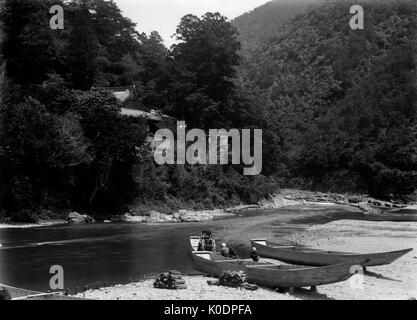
[197,239,204,251]
[220,243,230,257]
[228,245,237,259]
[250,247,260,262]
[221,243,238,259]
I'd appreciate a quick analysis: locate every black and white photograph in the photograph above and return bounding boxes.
[0,0,416,308]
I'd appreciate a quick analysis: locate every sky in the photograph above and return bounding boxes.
[114,0,271,47]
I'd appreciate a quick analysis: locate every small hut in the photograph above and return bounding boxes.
[93,85,173,138]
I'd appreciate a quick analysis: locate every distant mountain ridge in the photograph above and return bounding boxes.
[232,0,319,56]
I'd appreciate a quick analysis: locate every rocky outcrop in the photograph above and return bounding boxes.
[225,205,262,213]
[67,212,95,224]
[113,208,233,224]
[176,210,212,222]
[115,213,147,223]
[109,190,410,225]
[263,189,406,214]
[176,209,232,222]
[117,210,176,223]
[144,210,176,223]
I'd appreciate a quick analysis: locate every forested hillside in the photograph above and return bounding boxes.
[241,0,417,199]
[232,0,318,56]
[0,0,4,87]
[0,0,416,222]
[0,0,275,222]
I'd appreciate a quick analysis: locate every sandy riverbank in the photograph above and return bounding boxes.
[0,220,67,229]
[73,219,416,300]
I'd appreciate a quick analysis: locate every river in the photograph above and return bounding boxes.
[0,205,364,292]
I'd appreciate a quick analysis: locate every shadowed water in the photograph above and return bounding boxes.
[0,205,364,292]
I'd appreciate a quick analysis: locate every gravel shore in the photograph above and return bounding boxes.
[0,220,67,229]
[74,276,300,300]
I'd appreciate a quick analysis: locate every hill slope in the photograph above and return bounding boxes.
[232,0,319,56]
[241,0,417,199]
[0,0,4,88]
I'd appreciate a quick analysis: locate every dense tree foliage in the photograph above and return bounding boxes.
[0,1,275,221]
[162,13,242,129]
[232,0,317,56]
[0,0,5,86]
[242,0,417,199]
[1,80,147,219]
[0,0,165,89]
[0,0,416,222]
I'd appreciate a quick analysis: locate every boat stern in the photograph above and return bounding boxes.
[250,239,267,247]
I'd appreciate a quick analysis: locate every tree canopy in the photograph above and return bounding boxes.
[241,0,417,198]
[0,0,416,222]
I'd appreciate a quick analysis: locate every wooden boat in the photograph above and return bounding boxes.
[363,213,417,222]
[250,239,413,267]
[0,283,88,300]
[188,251,359,289]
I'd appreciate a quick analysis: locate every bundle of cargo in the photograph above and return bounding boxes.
[219,270,246,287]
[153,270,187,290]
[207,271,258,291]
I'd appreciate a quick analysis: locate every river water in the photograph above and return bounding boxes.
[0,205,364,292]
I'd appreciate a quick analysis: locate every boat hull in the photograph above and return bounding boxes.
[188,251,356,288]
[251,240,413,267]
[246,263,353,288]
[363,214,417,222]
[0,283,88,300]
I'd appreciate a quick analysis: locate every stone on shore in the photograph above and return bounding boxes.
[117,213,147,223]
[67,212,95,224]
[177,209,227,222]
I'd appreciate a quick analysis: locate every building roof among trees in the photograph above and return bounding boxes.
[92,86,171,122]
[120,108,167,122]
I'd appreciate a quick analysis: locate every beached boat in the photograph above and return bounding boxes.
[188,251,358,289]
[0,283,88,300]
[363,213,417,222]
[250,239,413,267]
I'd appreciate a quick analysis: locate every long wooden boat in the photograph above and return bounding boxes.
[250,239,413,267]
[363,213,417,222]
[188,251,359,289]
[0,283,88,300]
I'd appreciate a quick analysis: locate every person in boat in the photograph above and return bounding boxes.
[220,243,238,259]
[250,247,260,262]
[220,243,229,257]
[202,230,212,238]
[0,287,11,300]
[228,245,237,259]
[197,238,204,251]
[199,231,215,251]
